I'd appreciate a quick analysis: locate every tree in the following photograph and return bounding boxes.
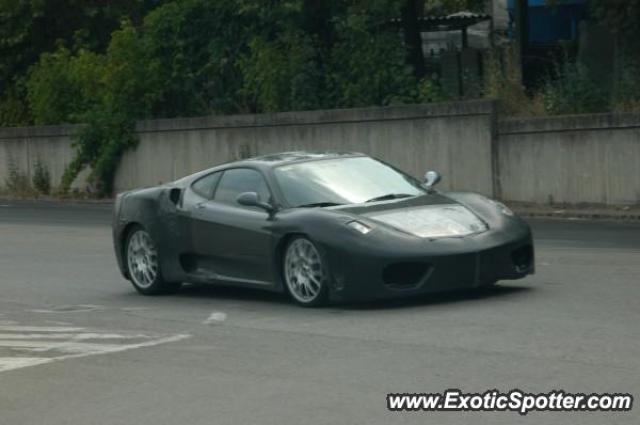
[21,0,459,194]
[589,0,640,51]
[141,0,245,116]
[402,0,426,79]
[424,0,486,14]
[27,47,105,124]
[240,30,323,112]
[0,0,165,126]
[27,20,163,195]
[326,12,417,108]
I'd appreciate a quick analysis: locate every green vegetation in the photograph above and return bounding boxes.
[486,47,640,117]
[483,44,543,116]
[0,0,639,195]
[32,158,51,194]
[3,156,31,195]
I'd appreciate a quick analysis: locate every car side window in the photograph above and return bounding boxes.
[214,168,271,206]
[191,172,222,199]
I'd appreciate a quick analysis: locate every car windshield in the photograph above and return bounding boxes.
[273,157,426,207]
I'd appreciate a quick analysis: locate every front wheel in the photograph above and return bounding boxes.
[283,237,329,307]
[125,226,181,295]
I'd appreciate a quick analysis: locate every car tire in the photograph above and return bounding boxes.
[283,236,329,307]
[125,226,181,295]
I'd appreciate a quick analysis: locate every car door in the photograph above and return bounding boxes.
[190,167,275,284]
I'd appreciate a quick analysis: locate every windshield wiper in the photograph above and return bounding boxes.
[296,202,345,208]
[365,193,414,203]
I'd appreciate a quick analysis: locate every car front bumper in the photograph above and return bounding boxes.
[324,225,534,302]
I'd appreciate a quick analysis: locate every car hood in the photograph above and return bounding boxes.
[334,193,488,238]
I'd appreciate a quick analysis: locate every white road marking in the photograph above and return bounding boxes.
[0,333,151,340]
[0,323,191,373]
[0,340,122,352]
[0,339,179,355]
[28,304,105,314]
[0,358,52,373]
[0,326,85,332]
[203,311,227,325]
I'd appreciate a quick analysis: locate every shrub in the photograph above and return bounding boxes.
[45,21,162,196]
[418,75,451,103]
[542,60,609,115]
[483,44,543,116]
[611,56,640,112]
[27,47,105,125]
[32,158,51,195]
[0,88,30,127]
[3,157,31,195]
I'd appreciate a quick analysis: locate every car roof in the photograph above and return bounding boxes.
[174,151,366,186]
[243,151,364,167]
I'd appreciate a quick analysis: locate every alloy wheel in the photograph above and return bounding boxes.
[127,230,159,289]
[284,238,326,304]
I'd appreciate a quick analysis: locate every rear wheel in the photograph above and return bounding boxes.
[125,226,181,295]
[283,237,329,307]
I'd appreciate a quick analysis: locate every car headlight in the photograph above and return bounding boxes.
[489,199,514,216]
[347,220,373,234]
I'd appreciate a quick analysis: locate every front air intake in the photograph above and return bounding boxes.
[382,262,432,289]
[511,245,533,272]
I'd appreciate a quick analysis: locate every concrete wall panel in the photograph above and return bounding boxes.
[498,113,640,205]
[4,101,638,206]
[111,100,496,195]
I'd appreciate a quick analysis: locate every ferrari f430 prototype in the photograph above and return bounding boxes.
[112,152,534,306]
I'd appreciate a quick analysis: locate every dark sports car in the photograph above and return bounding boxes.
[112,152,534,306]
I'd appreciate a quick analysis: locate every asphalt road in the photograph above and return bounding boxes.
[0,201,638,425]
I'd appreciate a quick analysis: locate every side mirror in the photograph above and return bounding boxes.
[424,170,442,190]
[236,191,274,213]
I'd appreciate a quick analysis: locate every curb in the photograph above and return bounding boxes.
[514,209,640,221]
[0,197,114,205]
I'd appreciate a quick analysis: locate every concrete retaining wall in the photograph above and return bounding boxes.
[498,113,640,205]
[0,125,86,191]
[1,100,639,206]
[115,100,496,195]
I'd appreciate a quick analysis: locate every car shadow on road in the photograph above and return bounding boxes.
[174,283,290,305]
[168,282,532,311]
[340,284,533,311]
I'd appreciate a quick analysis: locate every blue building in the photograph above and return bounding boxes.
[507,0,588,45]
